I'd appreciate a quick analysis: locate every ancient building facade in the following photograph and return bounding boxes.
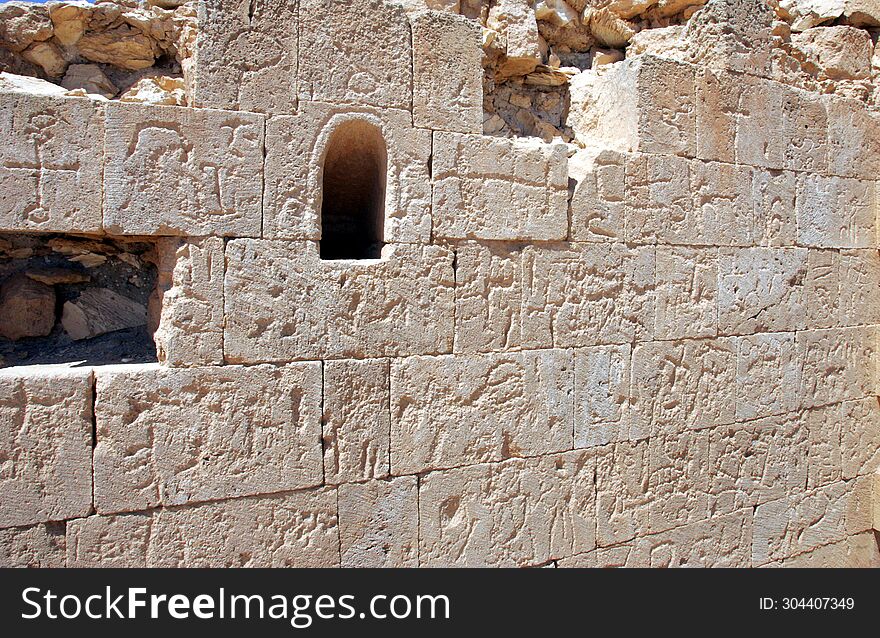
[0,0,879,567]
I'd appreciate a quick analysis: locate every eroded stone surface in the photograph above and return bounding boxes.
[0,522,65,567]
[339,477,418,567]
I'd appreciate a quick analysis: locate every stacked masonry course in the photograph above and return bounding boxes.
[1,0,879,567]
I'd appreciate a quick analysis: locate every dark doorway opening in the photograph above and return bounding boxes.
[319,120,387,260]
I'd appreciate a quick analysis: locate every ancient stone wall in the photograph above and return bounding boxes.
[1,0,879,567]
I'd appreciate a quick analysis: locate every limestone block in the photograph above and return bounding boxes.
[93,364,322,514]
[655,246,718,340]
[792,25,874,80]
[153,237,225,367]
[839,398,880,480]
[264,103,432,242]
[0,273,56,341]
[574,345,634,448]
[338,477,418,568]
[419,452,596,566]
[68,490,339,567]
[519,243,655,349]
[801,247,841,330]
[624,154,691,243]
[694,68,737,163]
[569,150,626,243]
[299,0,412,110]
[224,241,454,362]
[0,367,93,529]
[797,327,877,409]
[568,55,696,157]
[736,332,801,421]
[453,241,523,354]
[749,168,798,246]
[411,11,483,133]
[391,349,573,474]
[488,0,542,78]
[432,132,569,241]
[717,248,808,335]
[780,86,828,173]
[734,74,784,169]
[0,523,65,567]
[323,359,391,484]
[647,430,711,534]
[595,441,650,546]
[103,102,264,237]
[796,174,876,249]
[708,414,806,517]
[194,0,298,113]
[61,288,147,340]
[630,337,736,436]
[0,93,102,233]
[783,532,880,568]
[825,95,880,180]
[840,250,880,327]
[847,473,875,535]
[801,403,843,490]
[783,0,880,31]
[874,471,880,532]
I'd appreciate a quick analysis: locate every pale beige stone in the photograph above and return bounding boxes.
[783,532,880,568]
[93,364,322,514]
[488,0,542,78]
[0,367,93,529]
[796,174,876,248]
[411,11,483,133]
[224,241,455,363]
[391,349,573,474]
[323,359,390,484]
[797,326,877,409]
[61,64,117,99]
[874,471,880,532]
[0,93,103,233]
[263,102,432,243]
[299,0,412,110]
[803,403,844,489]
[569,149,626,243]
[574,344,635,447]
[569,55,696,157]
[0,273,55,341]
[432,132,569,241]
[736,332,801,421]
[839,397,880,480]
[419,452,596,567]
[67,513,151,567]
[61,288,147,341]
[793,26,873,80]
[103,102,264,237]
[783,0,880,31]
[119,76,187,106]
[0,71,66,97]
[153,237,225,367]
[338,477,417,568]
[194,0,298,113]
[0,522,65,567]
[840,250,880,327]
[655,246,717,340]
[825,95,880,180]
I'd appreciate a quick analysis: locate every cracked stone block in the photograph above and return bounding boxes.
[194,0,298,114]
[68,489,339,567]
[93,363,322,514]
[411,11,482,133]
[736,332,802,421]
[802,403,844,490]
[624,153,691,244]
[0,522,66,567]
[432,132,569,241]
[826,95,880,180]
[796,174,876,249]
[647,430,711,534]
[0,367,93,529]
[797,326,877,409]
[595,441,649,546]
[735,74,784,169]
[264,102,432,242]
[781,85,828,173]
[694,68,738,164]
[323,359,390,484]
[391,349,573,474]
[103,102,264,237]
[338,477,417,568]
[153,237,225,367]
[299,0,412,110]
[655,246,718,340]
[574,345,634,448]
[839,397,880,481]
[569,55,696,157]
[840,250,880,327]
[630,337,736,436]
[224,241,455,363]
[708,413,806,518]
[419,452,596,567]
[783,532,880,568]
[569,150,626,243]
[750,168,797,247]
[0,93,102,233]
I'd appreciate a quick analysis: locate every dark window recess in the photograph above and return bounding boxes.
[0,233,159,367]
[320,120,387,260]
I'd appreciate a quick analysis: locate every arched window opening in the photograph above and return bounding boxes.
[320,120,387,260]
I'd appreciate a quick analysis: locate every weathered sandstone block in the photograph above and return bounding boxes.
[338,477,418,568]
[299,0,412,110]
[93,364,322,514]
[224,241,454,362]
[323,359,391,484]
[194,0,298,113]
[826,95,880,180]
[391,349,573,474]
[735,332,801,421]
[574,345,631,448]
[432,132,569,241]
[0,522,65,567]
[803,403,844,490]
[0,367,93,529]
[839,398,880,481]
[783,532,880,568]
[840,250,880,327]
[797,326,877,409]
[569,55,696,157]
[153,237,225,367]
[655,246,717,340]
[419,452,596,567]
[0,93,102,233]
[69,489,339,567]
[411,11,483,133]
[104,102,264,237]
[796,174,876,248]
[569,150,626,243]
[264,102,432,242]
